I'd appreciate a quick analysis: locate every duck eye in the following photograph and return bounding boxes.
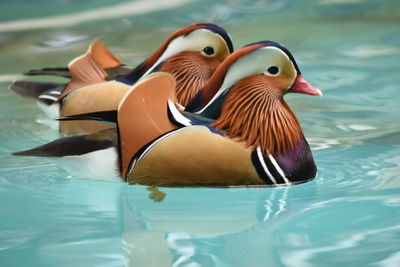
[267,66,279,75]
[203,46,215,56]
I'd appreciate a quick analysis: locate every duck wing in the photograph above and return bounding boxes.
[117,72,179,177]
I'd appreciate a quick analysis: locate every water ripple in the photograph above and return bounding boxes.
[0,0,194,33]
[227,0,287,13]
[343,45,400,58]
[282,224,400,267]
[33,33,89,50]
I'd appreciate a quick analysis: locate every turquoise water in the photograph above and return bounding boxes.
[1,0,400,266]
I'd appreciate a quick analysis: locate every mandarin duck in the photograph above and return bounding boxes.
[15,41,322,187]
[10,22,233,135]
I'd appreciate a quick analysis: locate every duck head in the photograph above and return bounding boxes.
[186,41,322,156]
[117,22,233,106]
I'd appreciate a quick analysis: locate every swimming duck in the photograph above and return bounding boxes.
[10,22,233,135]
[16,41,322,186]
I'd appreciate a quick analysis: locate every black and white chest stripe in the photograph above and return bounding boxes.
[167,100,193,127]
[251,146,291,186]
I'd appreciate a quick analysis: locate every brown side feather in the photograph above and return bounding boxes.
[88,40,124,69]
[58,53,107,101]
[117,73,178,178]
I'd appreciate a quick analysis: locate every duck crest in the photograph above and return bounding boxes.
[142,22,232,73]
[117,22,233,86]
[212,75,302,155]
[195,44,264,108]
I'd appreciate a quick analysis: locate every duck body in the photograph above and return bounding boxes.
[115,70,317,186]
[59,23,232,135]
[128,126,264,186]
[126,125,315,187]
[11,23,233,135]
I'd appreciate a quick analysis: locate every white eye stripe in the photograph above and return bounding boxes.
[140,29,224,79]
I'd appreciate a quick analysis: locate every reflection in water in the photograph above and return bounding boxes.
[120,185,317,266]
[282,224,400,267]
[315,143,400,191]
[371,153,400,190]
[308,137,340,150]
[336,124,376,131]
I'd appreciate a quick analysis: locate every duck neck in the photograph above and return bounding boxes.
[116,59,152,85]
[116,40,171,85]
[212,75,303,156]
[158,52,215,106]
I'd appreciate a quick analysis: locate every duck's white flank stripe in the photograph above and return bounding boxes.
[128,127,188,176]
[38,95,58,101]
[256,146,277,185]
[168,100,192,126]
[268,154,291,185]
[49,90,61,95]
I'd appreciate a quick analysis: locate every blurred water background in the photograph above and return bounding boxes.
[0,0,399,266]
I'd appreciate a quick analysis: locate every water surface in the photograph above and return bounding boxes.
[0,0,399,266]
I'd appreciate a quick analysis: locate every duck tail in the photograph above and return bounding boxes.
[56,40,126,101]
[9,80,67,105]
[13,128,117,157]
[11,40,127,104]
[24,67,71,78]
[57,110,118,126]
[87,40,125,70]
